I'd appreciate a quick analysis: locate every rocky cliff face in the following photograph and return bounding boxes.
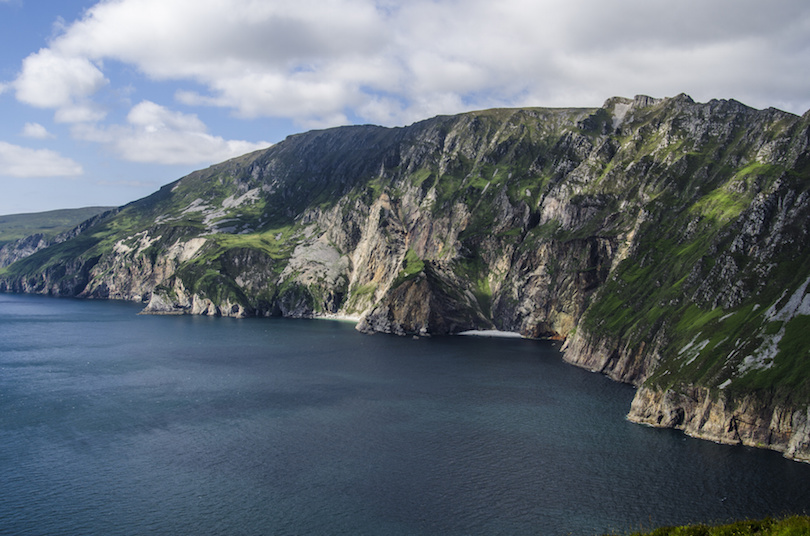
[628,386,810,463]
[0,233,52,269]
[2,94,809,461]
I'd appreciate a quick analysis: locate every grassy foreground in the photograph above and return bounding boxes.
[612,516,810,536]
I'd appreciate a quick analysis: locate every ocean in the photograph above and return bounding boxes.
[1,293,808,535]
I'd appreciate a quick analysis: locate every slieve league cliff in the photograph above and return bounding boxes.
[2,94,810,461]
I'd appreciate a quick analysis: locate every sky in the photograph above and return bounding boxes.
[0,0,809,215]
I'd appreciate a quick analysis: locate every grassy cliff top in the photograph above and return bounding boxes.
[0,207,115,246]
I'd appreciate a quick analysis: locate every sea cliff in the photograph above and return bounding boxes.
[2,94,809,460]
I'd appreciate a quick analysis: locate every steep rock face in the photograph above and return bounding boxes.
[562,330,662,385]
[555,97,810,461]
[0,234,51,269]
[495,236,617,337]
[628,386,810,463]
[2,94,810,460]
[357,261,493,336]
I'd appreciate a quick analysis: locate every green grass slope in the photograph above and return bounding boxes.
[0,206,115,246]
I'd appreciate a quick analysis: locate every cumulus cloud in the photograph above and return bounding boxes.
[21,122,54,139]
[9,0,810,131]
[73,101,270,165]
[0,142,83,177]
[56,0,388,76]
[13,48,108,122]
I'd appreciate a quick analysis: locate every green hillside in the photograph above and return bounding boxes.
[0,207,115,246]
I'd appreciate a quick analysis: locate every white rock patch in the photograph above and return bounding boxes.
[612,102,632,129]
[767,275,810,321]
[222,188,260,209]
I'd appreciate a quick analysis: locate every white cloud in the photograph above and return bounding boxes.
[56,0,387,76]
[54,103,107,124]
[13,48,107,121]
[73,101,270,166]
[127,100,207,133]
[21,122,54,139]
[9,0,810,132]
[0,141,83,177]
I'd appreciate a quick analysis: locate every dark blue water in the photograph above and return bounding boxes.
[0,294,808,535]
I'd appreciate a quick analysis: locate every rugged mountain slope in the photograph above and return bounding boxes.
[2,94,809,461]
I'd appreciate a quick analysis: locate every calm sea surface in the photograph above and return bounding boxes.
[1,293,808,535]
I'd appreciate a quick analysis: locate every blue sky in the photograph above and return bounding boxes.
[1,0,809,215]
